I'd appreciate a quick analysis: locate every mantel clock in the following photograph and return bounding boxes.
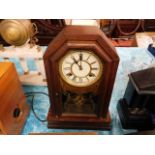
[44,26,119,129]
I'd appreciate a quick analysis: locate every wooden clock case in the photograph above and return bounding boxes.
[44,26,119,130]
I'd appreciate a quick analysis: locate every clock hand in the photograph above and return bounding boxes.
[79,53,83,70]
[79,53,83,61]
[77,57,83,70]
[71,55,82,70]
[72,56,78,64]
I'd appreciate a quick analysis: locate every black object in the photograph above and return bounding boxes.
[25,91,49,122]
[148,44,155,57]
[117,67,155,130]
[13,108,21,118]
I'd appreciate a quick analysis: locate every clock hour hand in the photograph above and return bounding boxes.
[71,55,82,70]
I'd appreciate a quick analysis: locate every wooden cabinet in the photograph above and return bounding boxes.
[30,19,65,45]
[0,62,29,134]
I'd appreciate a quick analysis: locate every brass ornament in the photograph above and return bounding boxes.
[63,93,96,114]
[0,19,38,46]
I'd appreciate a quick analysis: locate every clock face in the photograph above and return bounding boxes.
[59,50,103,87]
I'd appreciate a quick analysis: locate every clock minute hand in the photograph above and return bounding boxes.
[79,53,83,70]
[71,56,78,64]
[79,60,83,70]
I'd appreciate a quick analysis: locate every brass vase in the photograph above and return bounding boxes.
[0,19,38,46]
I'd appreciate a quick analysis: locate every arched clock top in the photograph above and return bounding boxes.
[44,26,119,130]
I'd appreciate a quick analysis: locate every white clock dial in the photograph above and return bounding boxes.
[59,50,103,87]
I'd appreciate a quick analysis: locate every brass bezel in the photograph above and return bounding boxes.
[59,50,103,88]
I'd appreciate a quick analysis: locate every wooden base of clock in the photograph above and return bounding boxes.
[47,111,111,130]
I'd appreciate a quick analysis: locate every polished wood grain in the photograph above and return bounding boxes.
[47,109,111,130]
[0,62,30,135]
[44,26,119,130]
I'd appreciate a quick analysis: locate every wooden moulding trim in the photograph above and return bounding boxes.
[97,36,119,61]
[97,63,113,116]
[44,60,61,116]
[44,26,119,119]
[48,112,111,122]
[100,61,119,117]
[43,35,66,59]
[61,25,112,44]
[46,41,117,117]
[47,111,111,130]
[44,61,55,113]
[53,41,114,116]
[62,26,119,59]
[44,26,119,61]
[51,41,112,63]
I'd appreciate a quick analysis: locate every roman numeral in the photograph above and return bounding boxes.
[91,67,98,70]
[86,54,91,61]
[78,77,83,83]
[85,76,89,81]
[65,61,72,65]
[84,75,89,81]
[89,73,96,77]
[72,75,77,81]
[64,67,70,70]
[90,61,96,65]
[66,73,72,77]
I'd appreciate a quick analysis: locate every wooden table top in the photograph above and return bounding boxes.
[135,32,155,48]
[0,62,12,78]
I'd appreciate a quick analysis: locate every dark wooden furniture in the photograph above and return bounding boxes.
[126,130,155,135]
[0,62,30,134]
[117,68,155,130]
[112,19,142,37]
[31,19,65,45]
[44,26,119,130]
[141,19,155,32]
[111,19,155,38]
